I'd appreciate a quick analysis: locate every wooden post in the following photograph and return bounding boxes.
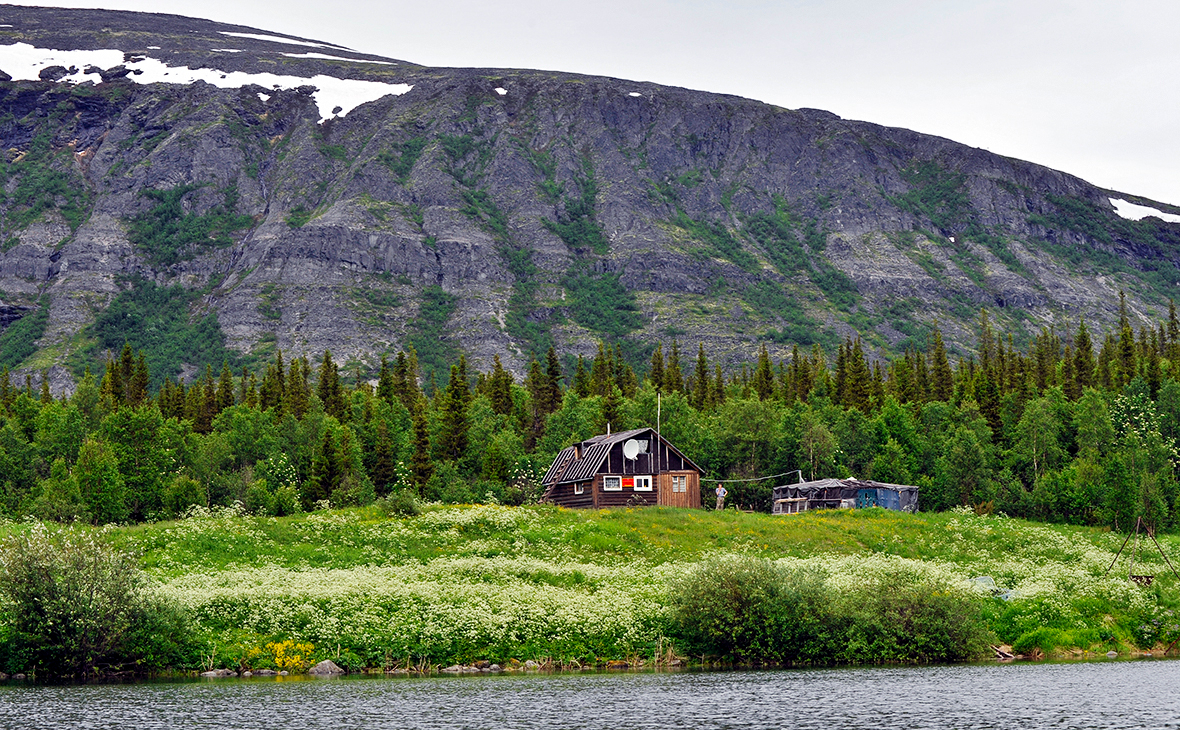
[1104,529,1136,578]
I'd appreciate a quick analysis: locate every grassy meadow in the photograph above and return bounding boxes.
[48,505,1180,668]
[3,504,1179,673]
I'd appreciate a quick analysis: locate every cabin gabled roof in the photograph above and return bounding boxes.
[542,427,702,486]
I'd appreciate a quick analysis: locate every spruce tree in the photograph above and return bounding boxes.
[284,358,310,418]
[38,371,51,405]
[1073,320,1095,392]
[573,355,591,397]
[306,428,342,508]
[439,363,471,461]
[590,343,611,396]
[600,385,621,433]
[664,339,684,393]
[544,346,563,412]
[371,419,396,496]
[753,344,775,401]
[1117,291,1137,386]
[1168,299,1179,362]
[489,355,514,415]
[845,338,870,412]
[649,344,665,392]
[317,350,346,419]
[409,397,433,493]
[377,356,395,406]
[128,352,150,406]
[216,361,235,413]
[691,344,710,410]
[929,326,954,402]
[523,358,546,447]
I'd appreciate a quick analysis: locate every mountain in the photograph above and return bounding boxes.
[0,4,1178,389]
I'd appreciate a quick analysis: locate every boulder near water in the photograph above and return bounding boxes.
[308,660,345,675]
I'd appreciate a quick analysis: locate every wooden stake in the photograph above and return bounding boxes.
[1105,528,1136,578]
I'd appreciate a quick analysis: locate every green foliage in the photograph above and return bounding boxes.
[668,554,990,664]
[672,212,758,271]
[562,269,644,340]
[459,187,551,357]
[0,523,194,676]
[439,133,494,187]
[1028,194,1180,302]
[890,160,972,233]
[541,153,609,255]
[354,287,402,308]
[740,199,858,311]
[0,295,50,369]
[406,285,459,388]
[285,207,312,228]
[258,283,282,320]
[377,137,427,183]
[80,277,239,388]
[126,184,254,267]
[0,130,91,232]
[377,489,423,517]
[889,160,1031,283]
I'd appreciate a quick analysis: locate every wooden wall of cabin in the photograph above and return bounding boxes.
[657,471,700,508]
[547,481,595,509]
[592,474,658,508]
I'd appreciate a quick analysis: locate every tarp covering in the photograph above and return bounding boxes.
[772,478,918,513]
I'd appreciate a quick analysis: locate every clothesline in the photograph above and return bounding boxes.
[701,471,803,484]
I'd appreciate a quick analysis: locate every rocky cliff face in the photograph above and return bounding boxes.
[0,5,1177,389]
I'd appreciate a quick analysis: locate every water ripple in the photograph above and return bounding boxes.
[1,660,1177,730]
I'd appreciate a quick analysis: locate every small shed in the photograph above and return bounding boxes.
[771,478,918,514]
[541,428,703,509]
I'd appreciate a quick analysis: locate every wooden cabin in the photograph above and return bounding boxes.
[541,428,703,509]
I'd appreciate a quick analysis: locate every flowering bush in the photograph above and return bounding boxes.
[0,523,193,675]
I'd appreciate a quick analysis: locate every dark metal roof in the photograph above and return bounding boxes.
[542,446,577,485]
[541,427,703,486]
[560,442,612,483]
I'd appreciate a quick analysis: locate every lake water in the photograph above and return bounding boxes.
[3,659,1177,729]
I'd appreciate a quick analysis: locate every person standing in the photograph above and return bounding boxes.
[715,484,727,510]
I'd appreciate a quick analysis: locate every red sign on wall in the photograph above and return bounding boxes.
[622,477,634,489]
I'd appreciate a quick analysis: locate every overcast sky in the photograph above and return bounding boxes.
[15,0,1180,204]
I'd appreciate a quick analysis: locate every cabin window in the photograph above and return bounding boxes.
[603,476,622,491]
[634,476,652,491]
[574,483,584,495]
[672,475,687,493]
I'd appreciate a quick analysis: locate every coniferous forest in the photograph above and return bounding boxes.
[4,295,1180,533]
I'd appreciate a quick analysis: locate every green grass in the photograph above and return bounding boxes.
[88,502,1171,578]
[3,505,1174,672]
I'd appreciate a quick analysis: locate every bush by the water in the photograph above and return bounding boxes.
[0,524,194,676]
[668,554,992,664]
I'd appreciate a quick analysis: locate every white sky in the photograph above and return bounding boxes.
[9,0,1180,205]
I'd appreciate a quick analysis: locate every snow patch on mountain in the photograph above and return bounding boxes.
[281,52,393,65]
[218,31,350,51]
[0,42,411,121]
[1109,198,1180,224]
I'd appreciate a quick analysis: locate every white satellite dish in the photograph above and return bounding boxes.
[623,439,641,460]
